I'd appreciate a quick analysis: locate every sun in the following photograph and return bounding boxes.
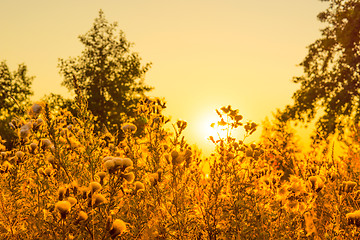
[196,111,228,142]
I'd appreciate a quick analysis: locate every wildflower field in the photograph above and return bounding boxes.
[0,95,360,240]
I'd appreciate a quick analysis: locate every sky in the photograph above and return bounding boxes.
[0,0,329,155]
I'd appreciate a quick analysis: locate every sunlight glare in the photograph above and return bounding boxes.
[198,112,228,142]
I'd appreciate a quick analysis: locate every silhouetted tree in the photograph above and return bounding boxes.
[58,10,152,133]
[282,0,360,139]
[0,61,33,148]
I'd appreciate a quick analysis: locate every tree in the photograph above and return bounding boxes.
[58,10,152,133]
[282,0,360,139]
[0,60,33,148]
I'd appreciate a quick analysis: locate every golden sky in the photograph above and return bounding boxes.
[0,0,328,154]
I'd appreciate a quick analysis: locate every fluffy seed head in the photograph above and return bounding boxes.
[55,201,71,219]
[122,158,133,169]
[123,172,135,183]
[109,219,127,238]
[114,158,133,170]
[44,167,53,176]
[134,181,145,193]
[89,181,102,193]
[20,123,32,139]
[29,103,43,117]
[41,139,52,149]
[104,160,116,172]
[30,142,37,152]
[93,194,107,206]
[102,156,113,162]
[15,151,25,159]
[121,123,137,133]
[67,197,77,206]
[78,211,88,221]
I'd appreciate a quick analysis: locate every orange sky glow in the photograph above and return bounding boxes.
[0,0,329,155]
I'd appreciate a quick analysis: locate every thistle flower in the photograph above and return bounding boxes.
[55,201,71,219]
[171,150,184,165]
[347,210,360,226]
[29,142,37,152]
[44,167,53,177]
[20,123,32,139]
[29,103,43,117]
[122,158,133,169]
[134,181,145,194]
[104,159,116,172]
[67,197,77,206]
[15,151,25,159]
[109,219,127,238]
[114,158,133,170]
[246,149,253,157]
[36,118,44,125]
[74,211,88,225]
[78,211,88,221]
[1,151,7,159]
[93,194,107,206]
[47,155,55,164]
[124,172,135,183]
[176,120,187,130]
[121,123,137,133]
[89,181,102,193]
[41,139,52,150]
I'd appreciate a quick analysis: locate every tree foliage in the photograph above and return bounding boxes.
[58,10,152,133]
[0,61,33,117]
[0,61,33,148]
[282,0,360,139]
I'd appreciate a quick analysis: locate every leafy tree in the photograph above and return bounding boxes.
[58,10,152,133]
[282,0,360,139]
[0,60,33,148]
